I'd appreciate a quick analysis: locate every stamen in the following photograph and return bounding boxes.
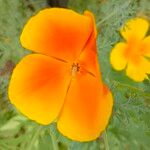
[71,63,80,76]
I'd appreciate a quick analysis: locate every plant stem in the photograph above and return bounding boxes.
[49,128,59,150]
[104,130,109,150]
[27,125,42,150]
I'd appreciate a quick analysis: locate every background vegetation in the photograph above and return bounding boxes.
[0,0,150,149]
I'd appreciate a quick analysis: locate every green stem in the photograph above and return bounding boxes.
[104,130,109,150]
[27,125,42,150]
[49,128,59,150]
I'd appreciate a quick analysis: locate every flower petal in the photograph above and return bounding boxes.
[110,42,128,70]
[77,29,101,79]
[57,73,113,141]
[76,11,100,79]
[126,57,150,82]
[84,10,97,38]
[141,36,150,57]
[20,8,93,62]
[8,54,71,125]
[120,18,149,41]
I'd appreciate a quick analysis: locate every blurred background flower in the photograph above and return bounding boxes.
[110,18,150,82]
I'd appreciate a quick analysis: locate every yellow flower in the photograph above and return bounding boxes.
[110,18,150,82]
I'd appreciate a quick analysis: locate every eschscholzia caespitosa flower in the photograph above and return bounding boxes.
[110,18,150,82]
[8,8,113,141]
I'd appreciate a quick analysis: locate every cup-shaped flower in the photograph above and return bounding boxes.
[8,8,113,141]
[110,18,150,82]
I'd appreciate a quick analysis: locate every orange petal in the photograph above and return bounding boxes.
[77,17,100,79]
[78,35,101,78]
[8,54,71,125]
[126,57,150,82]
[84,10,97,38]
[120,18,149,41]
[57,73,113,141]
[20,8,93,62]
[141,36,150,57]
[110,42,128,71]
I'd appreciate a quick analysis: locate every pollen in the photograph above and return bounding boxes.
[71,63,80,76]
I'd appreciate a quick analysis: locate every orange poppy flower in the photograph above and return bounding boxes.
[110,18,150,82]
[8,8,113,141]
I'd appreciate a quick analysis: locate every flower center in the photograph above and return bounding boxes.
[124,38,142,63]
[71,63,80,76]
